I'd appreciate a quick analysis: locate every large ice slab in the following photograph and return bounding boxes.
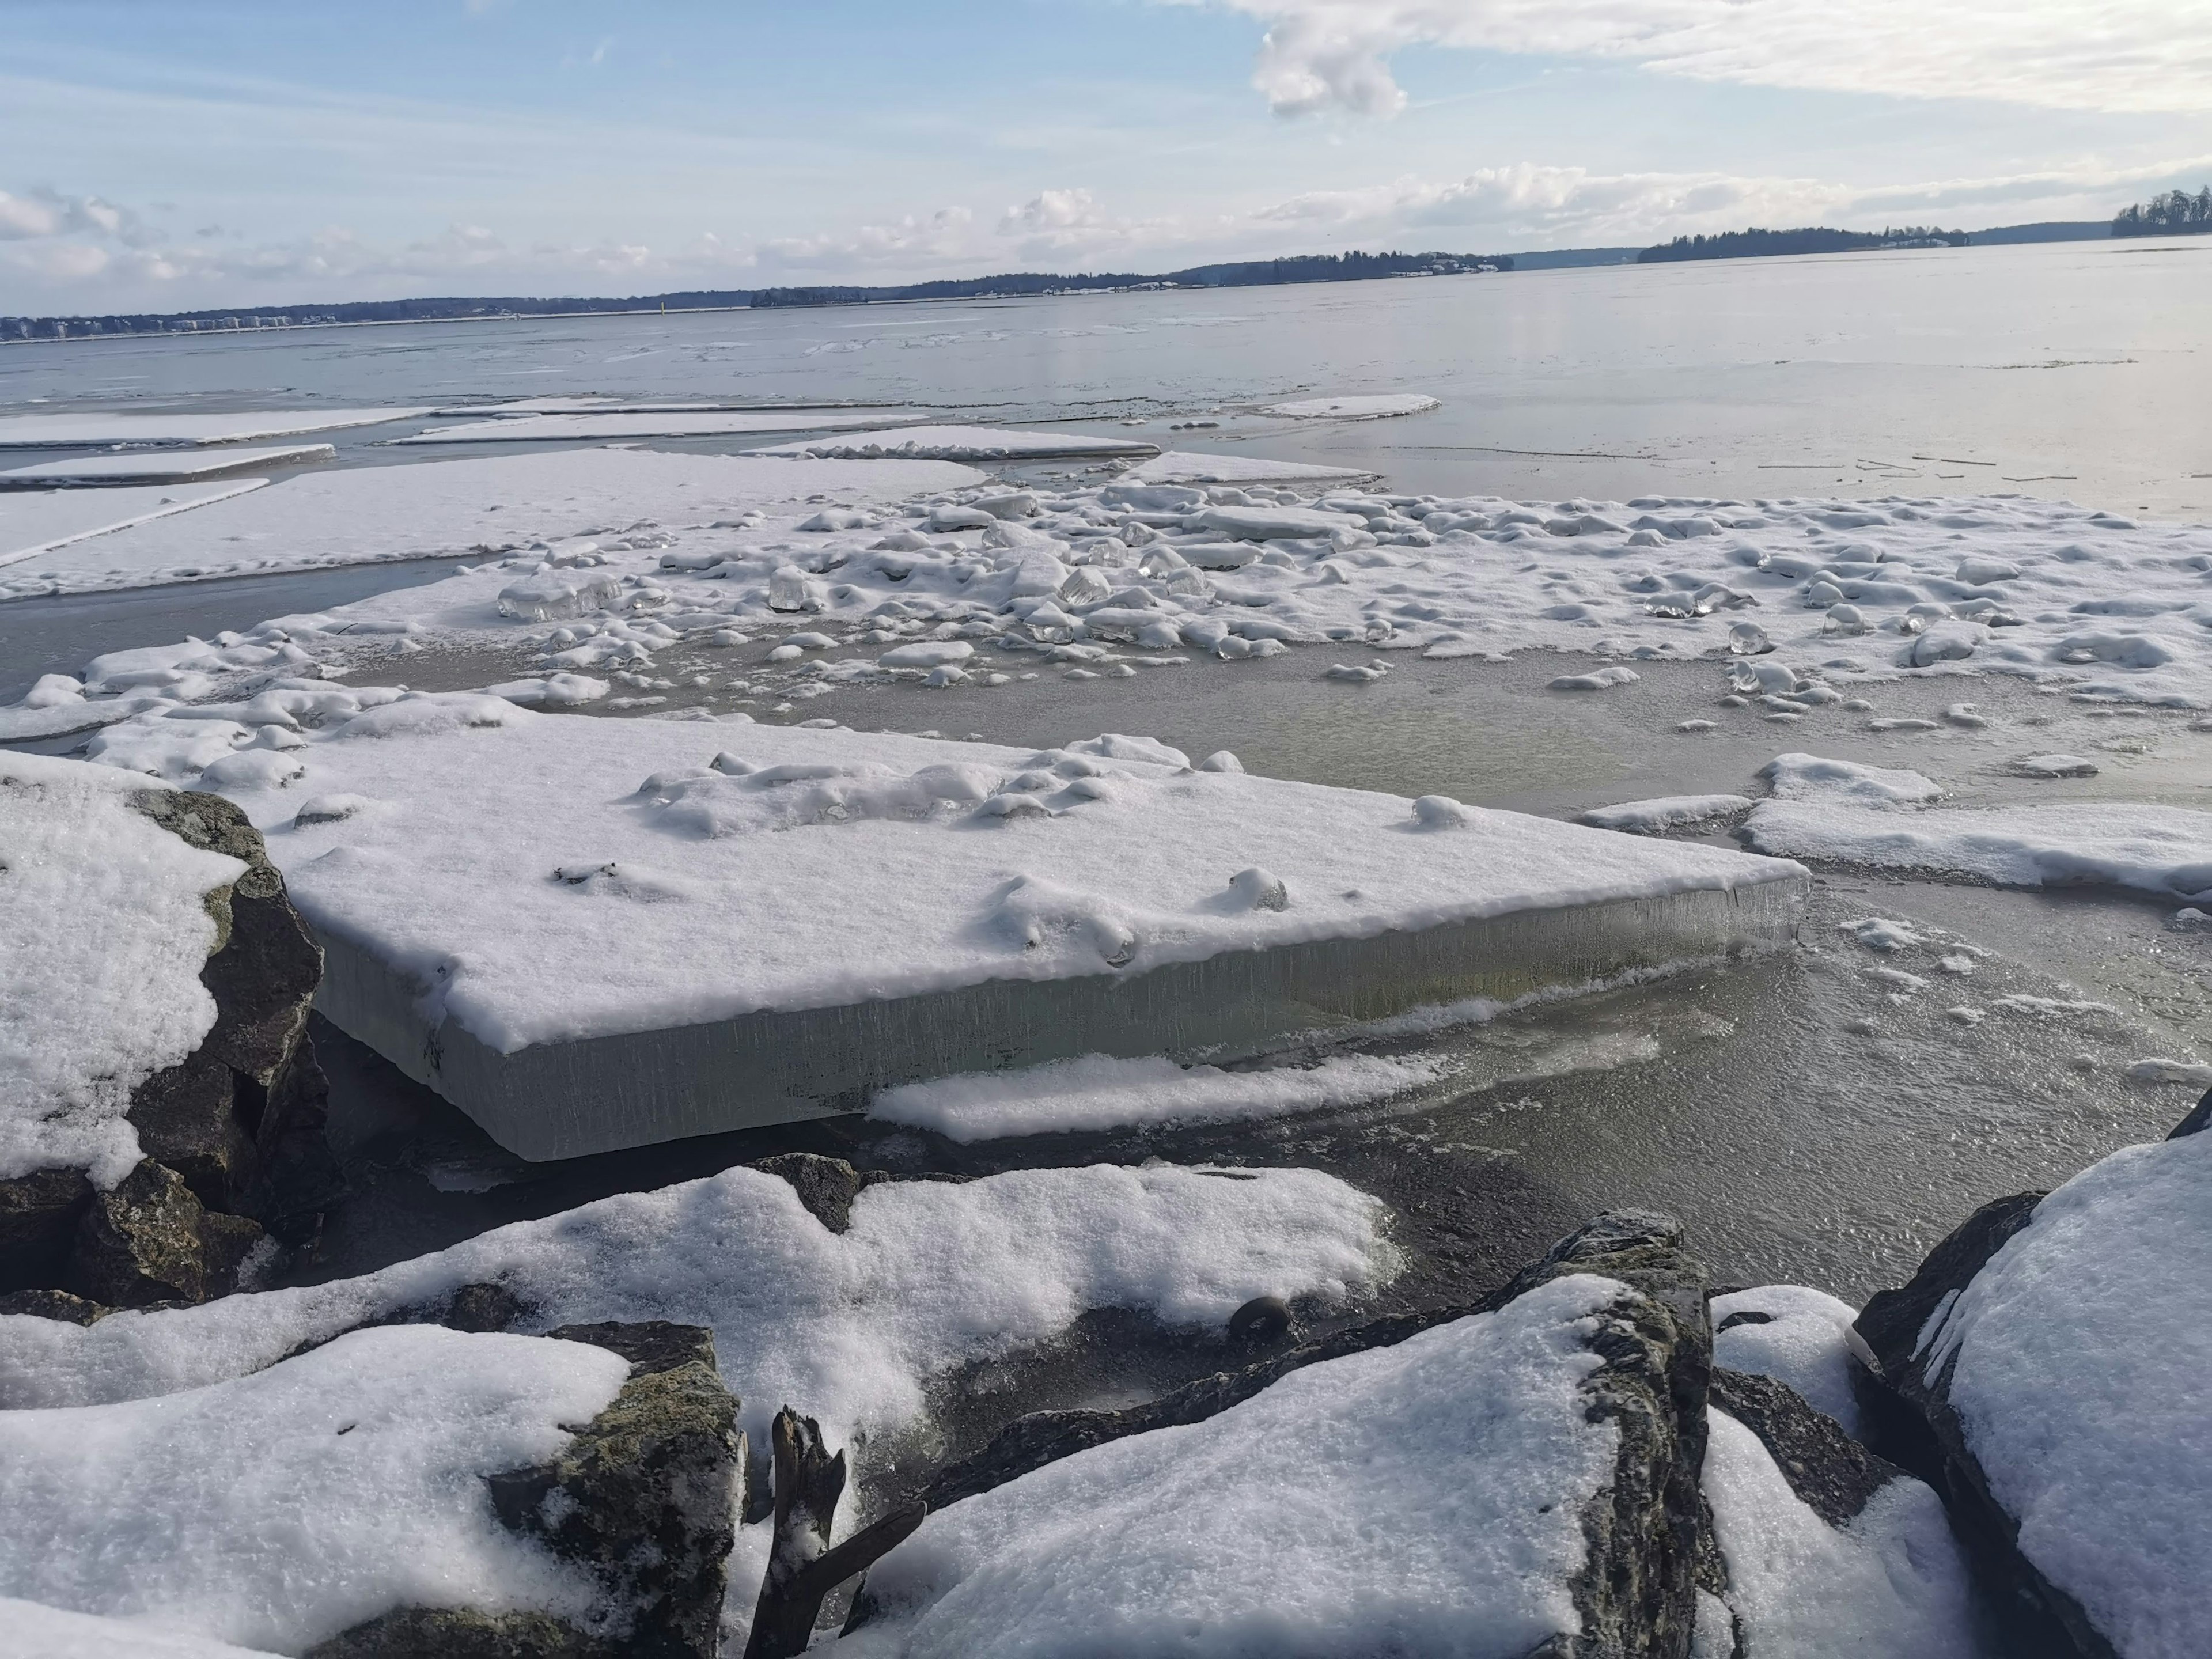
[157,706,1804,1158]
[1117,449,1376,484]
[0,479,264,569]
[0,409,430,448]
[396,409,938,443]
[0,449,983,597]
[746,424,1158,460]
[0,445,330,488]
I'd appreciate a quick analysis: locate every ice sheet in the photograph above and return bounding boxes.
[1117,450,1376,484]
[1745,755,2212,904]
[0,410,430,448]
[0,449,982,598]
[1262,394,1441,419]
[396,410,938,444]
[0,753,244,1184]
[0,1325,625,1654]
[1918,1128,2212,1657]
[0,480,266,569]
[104,709,1801,1053]
[1,446,330,487]
[830,1275,1621,1659]
[745,425,1158,460]
[0,1161,1396,1460]
[869,1051,1442,1142]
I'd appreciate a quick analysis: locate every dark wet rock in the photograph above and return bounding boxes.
[307,1607,618,1659]
[1227,1293,1293,1345]
[545,1320,717,1377]
[0,1166,94,1294]
[445,1281,529,1332]
[0,1287,108,1324]
[1710,1367,1903,1528]
[915,1210,1713,1658]
[1856,1194,2108,1659]
[65,1159,264,1308]
[751,1152,892,1233]
[0,788,337,1304]
[2167,1086,2212,1139]
[488,1324,741,1659]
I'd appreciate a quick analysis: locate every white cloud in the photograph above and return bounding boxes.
[1200,0,2212,117]
[0,186,143,243]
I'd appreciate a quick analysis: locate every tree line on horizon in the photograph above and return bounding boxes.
[2112,187,2212,236]
[1637,225,1968,263]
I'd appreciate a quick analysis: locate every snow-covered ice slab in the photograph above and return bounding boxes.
[178,708,1805,1159]
[0,409,430,448]
[747,424,1158,461]
[0,479,264,569]
[1,449,982,598]
[0,444,331,488]
[395,409,937,444]
[1263,393,1440,420]
[1116,449,1376,485]
[1745,753,2212,904]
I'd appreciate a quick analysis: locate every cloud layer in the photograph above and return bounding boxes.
[1207,0,2212,117]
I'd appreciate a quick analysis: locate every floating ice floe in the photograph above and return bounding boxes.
[0,408,432,449]
[0,449,979,598]
[868,1051,1442,1141]
[0,479,267,570]
[1577,794,1754,834]
[744,424,1158,461]
[0,445,333,488]
[397,409,938,444]
[1747,752,2212,903]
[77,707,1804,1156]
[1262,393,1441,420]
[0,753,246,1186]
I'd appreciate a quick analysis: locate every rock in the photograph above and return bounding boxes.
[0,1287,108,1324]
[489,1324,742,1659]
[2168,1086,2212,1140]
[446,1280,529,1332]
[910,1210,1712,1656]
[751,1153,891,1234]
[0,788,338,1304]
[1227,1293,1293,1345]
[317,1324,740,1659]
[65,1158,263,1308]
[1709,1367,1904,1527]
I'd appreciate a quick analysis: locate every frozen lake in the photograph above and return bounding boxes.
[5,236,2209,516]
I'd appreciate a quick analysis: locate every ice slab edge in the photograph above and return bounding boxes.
[316,872,1808,1161]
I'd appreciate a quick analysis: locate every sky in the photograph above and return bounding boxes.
[4,0,2209,314]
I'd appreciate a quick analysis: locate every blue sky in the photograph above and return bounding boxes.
[4,0,2207,312]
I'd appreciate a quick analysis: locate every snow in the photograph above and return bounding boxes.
[1711,1285,1869,1436]
[1577,794,1752,834]
[0,409,431,448]
[2015,753,2100,778]
[1916,1127,2212,1659]
[0,1161,1396,1466]
[0,753,245,1185]
[1747,755,2212,904]
[745,425,1157,460]
[1702,1410,1986,1658]
[397,410,935,444]
[0,448,980,598]
[82,708,1801,1054]
[869,1051,1442,1141]
[0,445,332,486]
[830,1275,1623,1659]
[1116,450,1375,485]
[0,1325,627,1654]
[1262,394,1441,420]
[0,479,266,569]
[1,1600,285,1658]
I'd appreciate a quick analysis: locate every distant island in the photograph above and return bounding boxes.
[0,249,1509,342]
[1637,225,1967,263]
[2112,187,2211,237]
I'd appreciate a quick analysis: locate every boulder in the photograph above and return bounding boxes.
[873,1211,1713,1657]
[313,1323,741,1659]
[0,787,337,1306]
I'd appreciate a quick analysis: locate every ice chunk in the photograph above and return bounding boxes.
[1578,795,1753,834]
[1262,393,1441,419]
[496,570,621,622]
[1548,665,1639,691]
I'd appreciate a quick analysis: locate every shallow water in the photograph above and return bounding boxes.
[5,236,2209,516]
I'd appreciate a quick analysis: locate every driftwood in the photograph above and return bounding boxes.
[742,1407,926,1659]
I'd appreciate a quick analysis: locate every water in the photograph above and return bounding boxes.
[5,237,2209,516]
